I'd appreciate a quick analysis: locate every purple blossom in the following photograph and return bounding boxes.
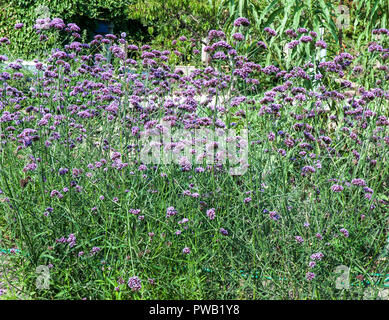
[220,228,228,236]
[232,33,244,41]
[244,197,252,203]
[269,211,280,221]
[208,30,225,40]
[315,40,327,49]
[14,23,24,30]
[66,234,76,248]
[340,228,349,238]
[166,206,177,218]
[285,29,298,38]
[300,36,313,43]
[297,28,308,34]
[287,40,300,49]
[351,179,367,186]
[264,27,277,37]
[23,163,37,172]
[306,272,316,281]
[268,132,275,141]
[178,218,189,224]
[310,252,324,261]
[331,184,344,192]
[206,208,216,220]
[234,17,250,27]
[128,276,142,291]
[213,51,227,60]
[256,41,267,49]
[90,247,101,256]
[302,166,316,174]
[295,236,304,243]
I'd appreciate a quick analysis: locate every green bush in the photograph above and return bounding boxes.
[0,0,147,60]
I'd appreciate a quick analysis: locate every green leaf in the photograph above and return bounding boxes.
[292,3,304,30]
[264,7,283,29]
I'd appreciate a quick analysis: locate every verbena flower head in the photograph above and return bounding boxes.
[295,236,304,243]
[128,276,141,291]
[287,39,300,49]
[90,246,101,256]
[297,27,308,34]
[302,166,316,174]
[300,35,313,43]
[66,234,76,248]
[256,41,267,49]
[208,30,225,41]
[67,23,80,32]
[351,178,366,186]
[285,29,298,38]
[232,33,244,41]
[206,208,216,220]
[310,252,324,261]
[220,228,228,236]
[340,228,349,238]
[331,184,344,192]
[166,206,177,218]
[264,27,277,37]
[269,211,280,221]
[306,272,316,281]
[14,23,24,30]
[315,40,327,49]
[213,51,227,60]
[50,18,66,30]
[234,17,250,27]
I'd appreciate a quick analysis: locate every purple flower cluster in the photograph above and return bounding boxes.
[56,233,76,248]
[128,276,142,291]
[264,27,277,37]
[234,17,250,27]
[14,23,24,30]
[206,208,216,220]
[166,206,178,218]
[340,228,349,238]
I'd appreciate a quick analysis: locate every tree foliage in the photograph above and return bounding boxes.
[127,0,226,41]
[1,0,388,60]
[0,0,143,59]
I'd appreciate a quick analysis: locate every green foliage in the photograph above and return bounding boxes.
[0,0,139,59]
[352,0,389,47]
[220,0,389,53]
[2,0,389,64]
[6,0,134,20]
[127,0,226,50]
[220,0,338,47]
